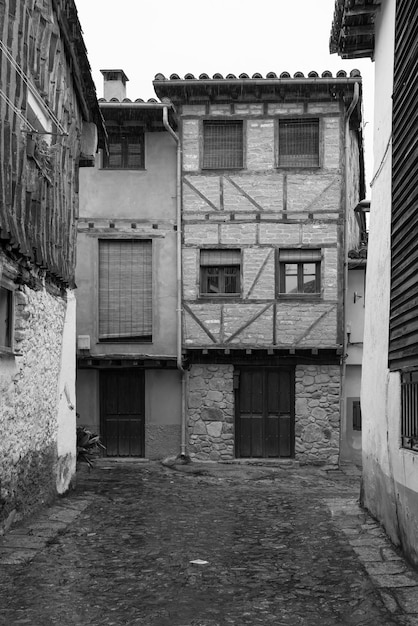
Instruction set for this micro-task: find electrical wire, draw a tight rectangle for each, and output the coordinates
[0,38,67,135]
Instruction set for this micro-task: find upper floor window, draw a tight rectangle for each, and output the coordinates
[278,118,319,168]
[200,249,241,296]
[99,239,152,342]
[0,285,13,350]
[202,121,243,170]
[277,249,321,297]
[103,127,145,169]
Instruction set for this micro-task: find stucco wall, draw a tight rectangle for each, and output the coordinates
[361,0,418,567]
[0,285,74,527]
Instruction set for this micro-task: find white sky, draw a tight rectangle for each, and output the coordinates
[75,0,375,193]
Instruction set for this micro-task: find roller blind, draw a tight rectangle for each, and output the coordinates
[99,239,152,340]
[200,249,241,266]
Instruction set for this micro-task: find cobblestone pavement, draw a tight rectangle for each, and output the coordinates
[1,461,418,626]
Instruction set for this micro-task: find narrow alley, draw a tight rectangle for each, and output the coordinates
[0,462,417,625]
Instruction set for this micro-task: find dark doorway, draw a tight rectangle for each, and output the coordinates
[235,367,294,458]
[100,369,145,457]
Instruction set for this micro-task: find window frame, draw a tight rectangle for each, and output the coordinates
[98,238,153,343]
[276,249,322,299]
[401,370,418,452]
[277,117,321,169]
[103,125,145,170]
[202,119,244,171]
[199,249,241,298]
[0,280,14,354]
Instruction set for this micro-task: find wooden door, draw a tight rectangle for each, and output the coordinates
[100,369,145,457]
[236,367,294,458]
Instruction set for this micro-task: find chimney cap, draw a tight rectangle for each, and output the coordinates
[100,69,129,84]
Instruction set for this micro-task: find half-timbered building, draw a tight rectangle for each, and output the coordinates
[331,0,418,566]
[154,71,365,466]
[0,0,104,528]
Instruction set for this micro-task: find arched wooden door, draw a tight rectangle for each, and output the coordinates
[235,367,295,458]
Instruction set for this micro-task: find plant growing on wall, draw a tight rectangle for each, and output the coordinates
[76,426,105,468]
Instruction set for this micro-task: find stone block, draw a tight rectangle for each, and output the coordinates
[201,407,223,422]
[207,422,223,438]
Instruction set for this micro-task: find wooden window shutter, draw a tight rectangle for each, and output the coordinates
[279,119,319,167]
[99,240,152,340]
[203,121,243,169]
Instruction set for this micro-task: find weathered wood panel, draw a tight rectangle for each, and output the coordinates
[389,1,418,370]
[0,0,100,287]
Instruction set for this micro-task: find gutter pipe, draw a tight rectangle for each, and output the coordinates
[340,81,360,464]
[162,105,188,459]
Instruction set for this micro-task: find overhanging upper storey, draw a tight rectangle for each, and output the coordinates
[153,71,363,118]
[330,0,381,59]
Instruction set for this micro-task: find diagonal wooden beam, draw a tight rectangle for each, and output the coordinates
[225,303,273,344]
[183,303,218,344]
[244,249,273,299]
[224,176,265,211]
[293,305,336,346]
[184,177,219,211]
[302,177,337,214]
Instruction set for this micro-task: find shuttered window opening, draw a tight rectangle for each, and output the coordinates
[104,127,145,169]
[200,249,241,296]
[278,119,320,167]
[390,1,418,370]
[203,121,243,169]
[99,240,152,341]
[0,286,13,348]
[401,371,418,451]
[278,249,321,296]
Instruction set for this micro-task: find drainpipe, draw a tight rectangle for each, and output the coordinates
[162,105,188,459]
[340,81,360,465]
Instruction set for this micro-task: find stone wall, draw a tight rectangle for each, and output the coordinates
[294,364,340,467]
[0,284,67,526]
[187,364,235,460]
[186,363,340,467]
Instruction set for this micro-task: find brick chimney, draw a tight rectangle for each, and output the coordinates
[100,69,129,101]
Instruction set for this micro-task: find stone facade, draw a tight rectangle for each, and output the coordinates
[294,364,340,467]
[187,365,235,460]
[0,285,68,526]
[187,363,340,467]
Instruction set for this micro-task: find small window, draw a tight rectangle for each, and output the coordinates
[103,127,145,169]
[99,239,152,342]
[353,400,362,431]
[0,285,13,349]
[401,371,418,451]
[200,249,241,296]
[203,121,243,170]
[278,249,321,297]
[278,118,319,167]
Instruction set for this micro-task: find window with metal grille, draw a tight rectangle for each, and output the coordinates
[0,285,13,349]
[401,370,418,451]
[278,118,320,167]
[103,127,145,169]
[202,121,243,169]
[353,400,362,431]
[278,249,321,297]
[200,249,241,296]
[99,239,152,341]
